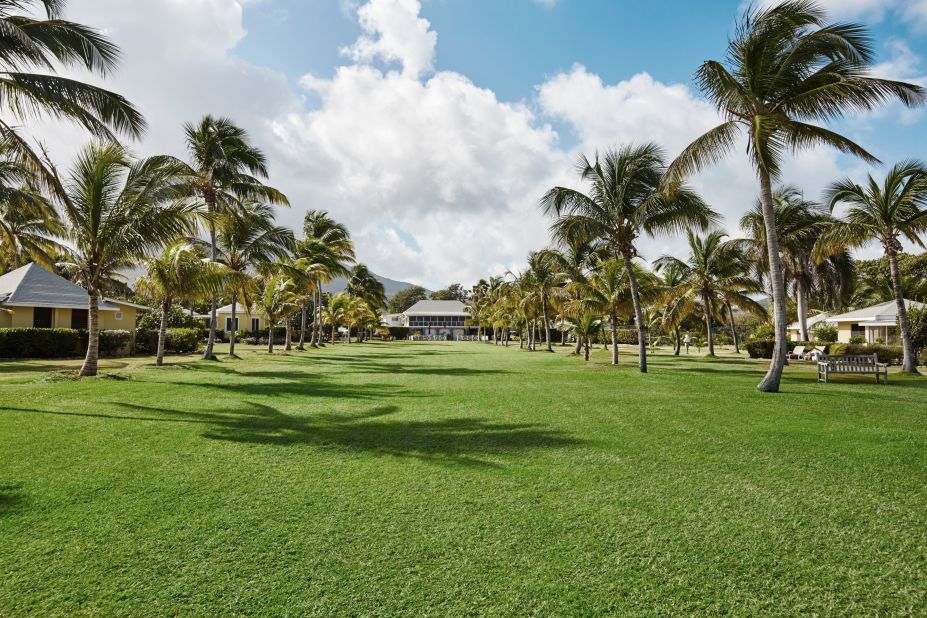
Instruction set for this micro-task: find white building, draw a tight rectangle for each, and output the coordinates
[382,300,473,339]
[790,299,925,343]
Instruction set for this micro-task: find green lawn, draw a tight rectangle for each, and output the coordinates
[1,342,925,615]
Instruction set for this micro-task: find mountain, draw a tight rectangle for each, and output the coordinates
[323,272,426,297]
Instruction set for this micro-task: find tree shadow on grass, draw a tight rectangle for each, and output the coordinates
[0,483,24,517]
[115,401,584,468]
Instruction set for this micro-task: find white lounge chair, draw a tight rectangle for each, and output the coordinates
[787,345,806,360]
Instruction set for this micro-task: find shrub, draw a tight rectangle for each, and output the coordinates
[745,339,775,359]
[828,343,904,365]
[134,327,202,355]
[136,305,203,331]
[98,330,133,356]
[387,326,409,340]
[812,322,839,343]
[750,323,775,341]
[849,335,866,345]
[0,328,81,358]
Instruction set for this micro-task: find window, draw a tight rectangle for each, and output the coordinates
[115,311,123,321]
[33,307,53,328]
[251,317,260,332]
[226,317,240,332]
[70,309,88,330]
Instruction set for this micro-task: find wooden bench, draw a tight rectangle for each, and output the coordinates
[817,354,888,384]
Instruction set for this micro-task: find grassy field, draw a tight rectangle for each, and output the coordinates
[1,342,925,616]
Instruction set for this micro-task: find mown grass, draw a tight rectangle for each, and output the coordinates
[1,342,925,616]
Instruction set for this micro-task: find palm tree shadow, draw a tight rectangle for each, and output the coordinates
[116,401,585,468]
[0,483,25,517]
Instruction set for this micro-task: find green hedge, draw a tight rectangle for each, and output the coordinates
[0,328,133,359]
[744,339,775,359]
[828,343,905,365]
[135,328,202,355]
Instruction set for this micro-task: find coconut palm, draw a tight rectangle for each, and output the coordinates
[653,260,696,355]
[655,231,766,357]
[136,243,232,366]
[570,313,603,361]
[208,201,294,356]
[178,116,289,359]
[739,186,850,341]
[254,274,297,354]
[541,143,716,373]
[325,292,357,344]
[299,210,355,347]
[526,250,560,352]
[817,161,927,373]
[0,1,145,193]
[53,142,193,376]
[347,263,387,340]
[666,1,924,390]
[576,257,659,365]
[0,152,66,270]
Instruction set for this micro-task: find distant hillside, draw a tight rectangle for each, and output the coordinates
[324,272,426,297]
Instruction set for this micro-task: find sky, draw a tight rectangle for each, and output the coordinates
[34,0,927,289]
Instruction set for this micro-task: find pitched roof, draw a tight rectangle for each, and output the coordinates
[0,263,120,310]
[787,312,831,331]
[403,300,470,315]
[825,299,925,323]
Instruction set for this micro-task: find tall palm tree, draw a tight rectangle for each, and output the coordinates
[0,1,145,192]
[739,186,850,341]
[52,142,193,376]
[577,257,659,365]
[179,116,289,359]
[817,161,927,373]
[299,210,355,347]
[541,143,716,373]
[136,242,232,366]
[347,263,387,340]
[526,250,559,352]
[655,231,766,357]
[666,1,924,390]
[209,201,294,356]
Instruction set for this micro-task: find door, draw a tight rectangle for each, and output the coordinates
[71,309,88,330]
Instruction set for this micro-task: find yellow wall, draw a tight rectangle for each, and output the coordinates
[216,310,263,331]
[8,307,33,328]
[836,323,853,343]
[0,311,11,328]
[100,306,137,331]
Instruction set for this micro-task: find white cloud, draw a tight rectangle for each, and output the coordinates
[27,0,914,288]
[342,0,437,79]
[751,0,927,29]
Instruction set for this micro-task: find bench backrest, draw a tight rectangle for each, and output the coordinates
[824,354,879,366]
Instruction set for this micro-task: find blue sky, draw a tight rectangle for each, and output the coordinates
[56,0,927,287]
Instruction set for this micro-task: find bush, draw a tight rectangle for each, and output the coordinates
[812,322,839,343]
[828,343,905,365]
[0,328,81,358]
[387,326,409,340]
[98,330,133,356]
[134,327,202,355]
[849,335,866,345]
[136,305,203,331]
[750,323,775,340]
[745,339,775,359]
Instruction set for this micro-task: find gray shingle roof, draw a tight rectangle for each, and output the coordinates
[403,300,470,315]
[0,263,124,311]
[825,299,924,323]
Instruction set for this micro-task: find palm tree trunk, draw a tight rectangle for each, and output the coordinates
[725,300,739,354]
[79,293,100,377]
[756,170,788,392]
[267,320,275,354]
[298,302,307,350]
[888,249,917,373]
[584,341,590,361]
[797,277,809,341]
[202,198,218,360]
[284,316,292,351]
[674,326,681,356]
[620,248,648,373]
[610,310,618,365]
[156,298,169,366]
[704,294,715,356]
[229,291,238,357]
[542,295,552,352]
[574,335,582,355]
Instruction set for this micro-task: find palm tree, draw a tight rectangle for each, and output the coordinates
[52,142,193,376]
[577,257,659,365]
[818,161,927,373]
[0,148,66,270]
[347,263,387,340]
[325,292,356,343]
[179,116,289,359]
[655,231,766,357]
[666,1,924,390]
[209,201,294,356]
[136,243,232,366]
[739,186,850,341]
[570,313,603,361]
[526,250,559,352]
[254,274,296,354]
[541,143,716,373]
[0,1,145,192]
[298,210,355,347]
[852,271,927,306]
[654,260,695,355]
